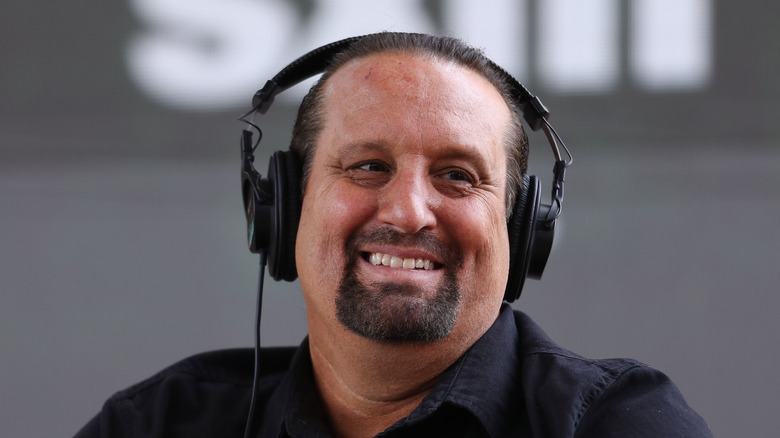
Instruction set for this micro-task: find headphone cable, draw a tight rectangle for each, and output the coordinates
[243,250,267,438]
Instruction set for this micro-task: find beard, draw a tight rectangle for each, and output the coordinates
[335,228,463,343]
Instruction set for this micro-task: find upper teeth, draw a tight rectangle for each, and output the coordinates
[369,253,434,270]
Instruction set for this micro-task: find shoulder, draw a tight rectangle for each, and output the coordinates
[75,347,297,438]
[512,311,712,437]
[111,347,296,410]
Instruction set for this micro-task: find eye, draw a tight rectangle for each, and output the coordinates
[347,160,392,188]
[357,161,389,172]
[443,169,474,183]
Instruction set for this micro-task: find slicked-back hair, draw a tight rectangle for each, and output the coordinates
[289,32,529,219]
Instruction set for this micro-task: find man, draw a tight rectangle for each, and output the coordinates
[76,33,711,437]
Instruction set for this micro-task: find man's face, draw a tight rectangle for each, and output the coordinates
[295,53,512,346]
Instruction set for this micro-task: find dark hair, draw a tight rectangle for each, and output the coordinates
[289,32,528,218]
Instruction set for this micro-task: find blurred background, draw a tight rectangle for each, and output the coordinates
[2,0,778,436]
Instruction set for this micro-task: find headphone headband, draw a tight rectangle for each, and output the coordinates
[252,33,552,130]
[252,36,365,113]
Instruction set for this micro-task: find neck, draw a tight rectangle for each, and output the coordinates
[307,322,472,438]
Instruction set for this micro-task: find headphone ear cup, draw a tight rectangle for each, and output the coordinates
[504,174,541,303]
[266,150,302,282]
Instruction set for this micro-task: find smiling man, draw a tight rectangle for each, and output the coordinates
[76,33,712,438]
[294,49,514,437]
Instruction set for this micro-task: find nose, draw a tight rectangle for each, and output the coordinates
[376,170,437,234]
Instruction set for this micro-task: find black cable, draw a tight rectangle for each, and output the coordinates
[238,110,263,152]
[542,118,573,168]
[242,251,267,438]
[539,119,573,224]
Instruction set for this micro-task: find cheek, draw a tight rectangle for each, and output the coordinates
[449,201,510,290]
[295,194,341,316]
[295,182,376,282]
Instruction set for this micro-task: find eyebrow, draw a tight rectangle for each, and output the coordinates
[337,141,388,163]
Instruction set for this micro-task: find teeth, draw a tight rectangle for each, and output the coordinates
[369,253,435,270]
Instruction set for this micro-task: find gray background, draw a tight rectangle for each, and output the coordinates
[2,1,778,437]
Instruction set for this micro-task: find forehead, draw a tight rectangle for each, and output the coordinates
[319,52,512,159]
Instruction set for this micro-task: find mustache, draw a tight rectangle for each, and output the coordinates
[345,227,463,269]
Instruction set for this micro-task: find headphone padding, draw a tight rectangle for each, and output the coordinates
[267,150,302,281]
[281,150,303,280]
[504,174,540,302]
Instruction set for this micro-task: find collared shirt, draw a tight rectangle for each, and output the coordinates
[76,305,712,437]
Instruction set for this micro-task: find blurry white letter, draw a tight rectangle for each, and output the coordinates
[126,0,297,109]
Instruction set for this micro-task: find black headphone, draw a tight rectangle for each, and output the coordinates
[239,34,571,303]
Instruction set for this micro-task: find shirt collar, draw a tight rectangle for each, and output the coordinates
[396,303,524,437]
[261,304,523,438]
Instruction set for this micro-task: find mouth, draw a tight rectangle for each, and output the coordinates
[362,252,442,271]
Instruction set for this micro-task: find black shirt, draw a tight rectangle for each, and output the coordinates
[75,305,712,437]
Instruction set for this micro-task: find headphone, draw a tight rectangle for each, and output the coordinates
[239,33,571,303]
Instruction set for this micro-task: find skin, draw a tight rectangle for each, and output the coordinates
[294,52,513,438]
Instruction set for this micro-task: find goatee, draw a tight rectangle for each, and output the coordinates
[335,228,463,343]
